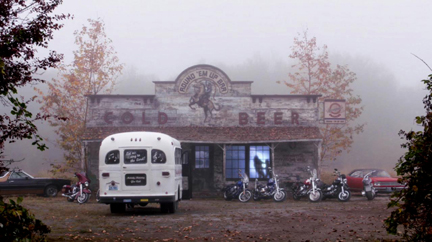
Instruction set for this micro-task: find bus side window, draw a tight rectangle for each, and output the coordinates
[151,149,166,164]
[175,148,181,165]
[106,150,120,164]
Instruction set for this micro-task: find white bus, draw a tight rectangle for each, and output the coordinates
[98,132,183,213]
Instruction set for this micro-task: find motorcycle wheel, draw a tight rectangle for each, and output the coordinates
[365,191,376,200]
[273,190,287,202]
[308,190,322,202]
[238,190,252,203]
[223,190,233,201]
[337,190,351,202]
[96,189,100,202]
[77,192,90,204]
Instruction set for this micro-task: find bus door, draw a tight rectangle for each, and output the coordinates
[121,148,151,192]
[182,151,192,199]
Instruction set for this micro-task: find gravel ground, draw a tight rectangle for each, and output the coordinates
[15,193,401,241]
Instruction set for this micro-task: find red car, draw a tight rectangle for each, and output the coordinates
[346,169,405,193]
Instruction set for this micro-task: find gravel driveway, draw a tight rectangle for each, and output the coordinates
[17,193,401,241]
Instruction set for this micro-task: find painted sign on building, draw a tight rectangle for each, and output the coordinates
[323,99,346,124]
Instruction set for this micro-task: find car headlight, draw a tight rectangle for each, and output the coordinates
[374,182,380,186]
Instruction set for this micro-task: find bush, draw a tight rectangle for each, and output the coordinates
[385,74,432,241]
[0,196,50,241]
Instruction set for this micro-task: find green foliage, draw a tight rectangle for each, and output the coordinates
[0,0,70,156]
[385,74,432,241]
[0,197,50,241]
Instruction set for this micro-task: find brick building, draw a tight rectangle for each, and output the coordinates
[82,64,322,198]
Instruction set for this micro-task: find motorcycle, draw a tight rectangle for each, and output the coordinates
[223,169,252,203]
[320,168,351,202]
[361,170,377,200]
[62,172,92,204]
[292,166,323,202]
[252,167,287,202]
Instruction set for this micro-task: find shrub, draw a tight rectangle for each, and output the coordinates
[0,197,50,241]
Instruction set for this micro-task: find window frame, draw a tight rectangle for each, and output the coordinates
[194,145,210,169]
[225,144,272,181]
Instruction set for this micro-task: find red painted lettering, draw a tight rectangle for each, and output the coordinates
[274,112,283,125]
[142,112,150,124]
[291,112,299,125]
[104,112,113,124]
[257,112,265,125]
[121,112,134,124]
[158,112,168,124]
[239,112,248,125]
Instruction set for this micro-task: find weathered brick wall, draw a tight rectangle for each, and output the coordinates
[273,142,320,189]
[86,81,319,128]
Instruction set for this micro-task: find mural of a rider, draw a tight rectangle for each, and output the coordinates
[189,80,220,122]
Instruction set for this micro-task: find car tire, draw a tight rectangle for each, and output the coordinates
[44,185,58,197]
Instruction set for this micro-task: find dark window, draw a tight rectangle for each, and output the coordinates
[249,146,271,179]
[105,150,120,164]
[175,148,182,165]
[226,146,246,179]
[151,149,166,164]
[195,146,210,168]
[10,172,30,179]
[124,150,147,164]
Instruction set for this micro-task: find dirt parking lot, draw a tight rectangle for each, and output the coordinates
[15,193,401,241]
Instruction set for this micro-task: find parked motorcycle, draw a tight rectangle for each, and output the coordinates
[62,172,92,204]
[223,170,252,203]
[320,168,351,202]
[361,170,376,200]
[252,167,286,202]
[292,166,323,202]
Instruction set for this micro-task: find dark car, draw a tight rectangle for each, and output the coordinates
[0,168,71,197]
[346,169,405,193]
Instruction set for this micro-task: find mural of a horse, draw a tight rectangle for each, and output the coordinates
[189,81,220,122]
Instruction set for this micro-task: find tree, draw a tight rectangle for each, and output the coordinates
[385,74,432,241]
[279,30,364,169]
[0,0,69,170]
[37,18,123,173]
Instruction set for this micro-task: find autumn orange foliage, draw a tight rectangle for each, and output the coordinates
[36,18,123,173]
[281,30,364,170]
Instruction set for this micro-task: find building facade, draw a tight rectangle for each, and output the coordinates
[82,64,322,198]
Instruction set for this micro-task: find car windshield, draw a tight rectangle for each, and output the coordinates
[349,169,391,178]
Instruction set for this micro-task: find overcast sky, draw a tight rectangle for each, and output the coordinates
[47,0,432,86]
[4,0,432,174]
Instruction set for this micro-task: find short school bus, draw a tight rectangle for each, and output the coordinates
[98,132,183,213]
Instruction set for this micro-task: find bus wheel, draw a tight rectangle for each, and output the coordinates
[110,203,125,213]
[168,201,178,214]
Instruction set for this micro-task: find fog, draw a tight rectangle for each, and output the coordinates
[2,1,431,175]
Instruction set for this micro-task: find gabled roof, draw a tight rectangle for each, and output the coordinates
[82,126,322,143]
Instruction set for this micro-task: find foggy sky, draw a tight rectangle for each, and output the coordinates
[3,0,432,175]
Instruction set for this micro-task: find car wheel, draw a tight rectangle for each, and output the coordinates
[44,185,58,197]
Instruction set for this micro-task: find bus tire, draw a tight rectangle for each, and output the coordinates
[110,203,125,213]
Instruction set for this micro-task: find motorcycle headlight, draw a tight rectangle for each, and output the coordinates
[85,181,89,186]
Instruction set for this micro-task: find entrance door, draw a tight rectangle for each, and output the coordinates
[181,151,192,199]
